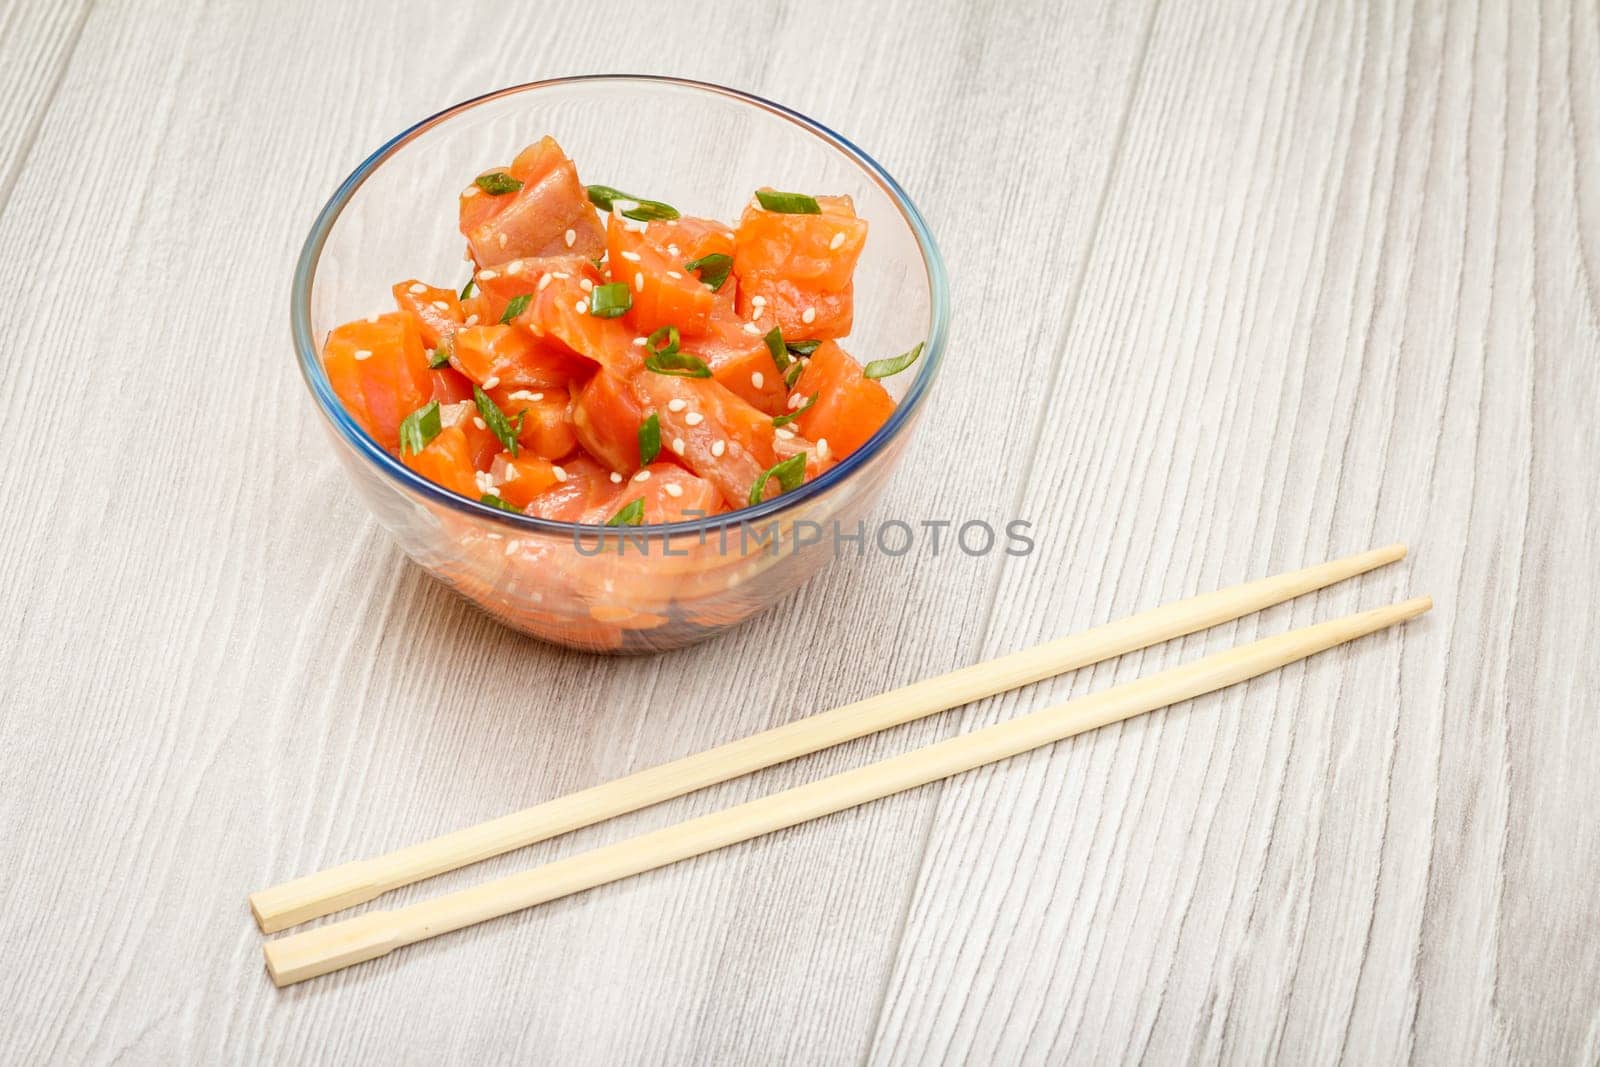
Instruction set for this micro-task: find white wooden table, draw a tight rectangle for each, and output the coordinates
[4,0,1597,1061]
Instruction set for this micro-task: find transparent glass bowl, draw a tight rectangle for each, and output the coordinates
[293,77,949,652]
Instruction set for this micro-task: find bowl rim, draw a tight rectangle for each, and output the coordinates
[292,74,949,537]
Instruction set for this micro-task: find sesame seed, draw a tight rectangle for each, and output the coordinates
[564,228,576,247]
[498,233,508,249]
[408,282,428,294]
[775,427,796,440]
[664,483,684,498]
[788,393,806,409]
[502,465,519,482]
[506,260,524,276]
[666,270,683,280]
[353,348,372,361]
[668,398,688,413]
[817,438,830,460]
[475,471,495,493]
[711,439,726,457]
[667,244,680,256]
[575,300,588,314]
[829,231,846,250]
[633,469,651,482]
[552,271,570,279]
[552,465,568,482]
[751,371,765,389]
[366,314,379,324]
[465,314,479,326]
[742,323,761,335]
[473,417,487,430]
[684,412,704,427]
[509,389,538,400]
[463,186,481,198]
[579,278,594,292]
[505,540,520,555]
[671,437,686,455]
[537,273,553,291]
[529,392,544,402]
[724,231,735,240]
[620,250,642,262]
[634,272,645,292]
[632,336,648,346]
[802,306,816,324]
[625,220,648,233]
[432,300,450,311]
[480,269,499,281]
[609,471,623,484]
[481,376,500,390]
[751,295,767,307]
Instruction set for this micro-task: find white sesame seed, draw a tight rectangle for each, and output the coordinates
[625,220,648,233]
[408,282,428,294]
[366,314,379,324]
[666,270,683,280]
[724,231,735,240]
[552,271,570,279]
[479,269,499,281]
[529,392,545,402]
[552,465,568,482]
[668,398,688,413]
[751,371,765,389]
[475,471,495,493]
[537,274,555,293]
[504,540,520,555]
[789,393,807,409]
[829,231,846,250]
[502,464,519,482]
[633,469,651,482]
[432,300,450,311]
[609,471,623,484]
[575,300,588,314]
[463,186,481,198]
[579,278,594,292]
[671,437,686,455]
[711,439,726,457]
[742,323,761,335]
[634,272,645,292]
[465,314,479,326]
[664,483,684,498]
[684,411,704,427]
[498,233,508,249]
[817,438,830,460]
[632,336,648,346]
[481,375,500,390]
[353,348,372,360]
[751,295,767,307]
[620,250,642,262]
[509,389,537,400]
[473,416,487,430]
[775,427,797,440]
[506,260,524,276]
[667,244,680,256]
[564,228,576,247]
[802,306,816,324]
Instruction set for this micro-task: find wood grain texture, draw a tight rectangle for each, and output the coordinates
[0,0,1594,1062]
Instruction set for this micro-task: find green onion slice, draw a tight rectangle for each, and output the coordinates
[762,325,791,373]
[605,498,645,526]
[499,293,531,324]
[590,283,632,318]
[772,393,818,428]
[863,341,925,380]
[784,360,806,389]
[398,401,441,456]
[785,339,820,357]
[645,349,712,378]
[473,385,522,457]
[459,277,477,300]
[427,339,452,369]
[648,324,680,356]
[683,252,733,292]
[475,172,523,196]
[638,412,661,466]
[747,453,808,506]
[585,184,680,222]
[756,190,821,214]
[480,493,522,512]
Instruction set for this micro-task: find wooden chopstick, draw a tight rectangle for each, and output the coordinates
[250,543,1407,933]
[263,595,1429,986]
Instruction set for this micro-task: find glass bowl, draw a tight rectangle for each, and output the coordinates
[292,76,949,653]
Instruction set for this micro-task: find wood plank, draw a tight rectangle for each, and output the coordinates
[0,0,1156,1061]
[0,0,92,214]
[869,0,1600,1063]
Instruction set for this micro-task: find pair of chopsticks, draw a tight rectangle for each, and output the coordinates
[254,544,1426,986]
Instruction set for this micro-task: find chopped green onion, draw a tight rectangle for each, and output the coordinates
[683,252,733,292]
[585,184,680,222]
[605,498,645,526]
[480,493,522,513]
[475,171,523,196]
[756,190,821,214]
[772,393,817,428]
[645,349,712,378]
[762,326,791,373]
[398,401,441,456]
[499,293,531,324]
[590,282,632,318]
[427,339,452,369]
[747,453,808,506]
[459,277,477,300]
[784,360,806,389]
[473,385,522,457]
[786,339,820,357]
[863,341,925,380]
[638,412,661,466]
[648,324,680,356]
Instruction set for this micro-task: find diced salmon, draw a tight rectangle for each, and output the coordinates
[621,462,724,524]
[322,311,433,451]
[461,137,606,268]
[791,340,894,460]
[570,371,645,474]
[605,214,716,337]
[430,365,476,404]
[449,324,589,390]
[473,254,590,323]
[391,280,464,349]
[440,400,503,470]
[695,309,788,415]
[515,262,643,377]
[524,456,622,523]
[401,424,479,498]
[485,384,576,460]
[490,452,561,509]
[733,192,866,340]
